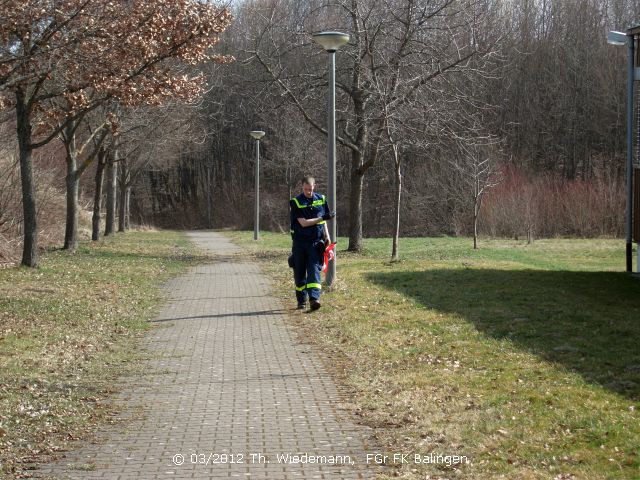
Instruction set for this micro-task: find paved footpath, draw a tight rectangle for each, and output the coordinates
[35,231,381,480]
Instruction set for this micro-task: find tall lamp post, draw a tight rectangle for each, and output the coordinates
[250,130,265,241]
[607,30,635,272]
[312,30,350,287]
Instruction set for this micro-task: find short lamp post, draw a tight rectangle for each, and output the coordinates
[312,30,350,287]
[607,30,635,272]
[250,130,265,241]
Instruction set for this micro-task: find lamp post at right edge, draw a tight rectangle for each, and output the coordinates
[313,30,350,287]
[607,29,636,272]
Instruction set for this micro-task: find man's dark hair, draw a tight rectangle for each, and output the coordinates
[302,176,315,185]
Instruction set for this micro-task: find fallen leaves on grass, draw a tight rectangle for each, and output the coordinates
[0,231,205,477]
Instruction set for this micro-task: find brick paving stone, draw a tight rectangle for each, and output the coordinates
[34,232,383,480]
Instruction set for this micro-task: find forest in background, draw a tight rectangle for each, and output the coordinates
[1,0,638,264]
[131,0,633,241]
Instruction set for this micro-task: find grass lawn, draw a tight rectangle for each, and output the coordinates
[229,232,640,480]
[0,231,207,478]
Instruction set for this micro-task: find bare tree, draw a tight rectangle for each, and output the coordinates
[242,0,493,251]
[449,132,502,249]
[58,106,112,249]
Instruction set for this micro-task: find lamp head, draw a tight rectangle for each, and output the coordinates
[250,130,265,140]
[312,31,350,52]
[607,30,628,46]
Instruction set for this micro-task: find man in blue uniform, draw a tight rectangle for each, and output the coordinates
[290,176,335,311]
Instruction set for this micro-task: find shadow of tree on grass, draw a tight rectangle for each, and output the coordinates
[368,268,640,400]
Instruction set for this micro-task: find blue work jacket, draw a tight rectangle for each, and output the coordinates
[290,192,328,242]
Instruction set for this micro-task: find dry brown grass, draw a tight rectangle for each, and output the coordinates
[0,231,206,478]
[229,231,640,480]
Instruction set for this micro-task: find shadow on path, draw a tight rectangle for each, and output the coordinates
[368,268,640,400]
[152,309,288,323]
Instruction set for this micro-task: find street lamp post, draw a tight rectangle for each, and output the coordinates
[607,30,635,272]
[250,130,265,240]
[313,30,350,287]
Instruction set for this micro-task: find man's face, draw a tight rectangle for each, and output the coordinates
[302,181,315,198]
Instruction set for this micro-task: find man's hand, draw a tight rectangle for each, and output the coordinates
[322,210,336,221]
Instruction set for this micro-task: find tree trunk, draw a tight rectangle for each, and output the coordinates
[64,169,79,250]
[391,153,402,262]
[105,148,117,236]
[473,194,479,250]
[206,164,212,228]
[63,126,79,250]
[118,159,128,232]
[92,148,106,241]
[125,186,131,230]
[348,150,364,252]
[15,89,38,267]
[118,187,126,232]
[473,209,478,249]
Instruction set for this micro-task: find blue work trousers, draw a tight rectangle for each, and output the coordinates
[292,239,323,304]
